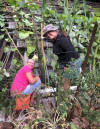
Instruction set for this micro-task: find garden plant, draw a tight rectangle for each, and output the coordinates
[0,0,100,128]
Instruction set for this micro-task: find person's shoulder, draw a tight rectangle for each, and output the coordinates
[21,65,31,70]
[24,65,30,68]
[61,35,71,42]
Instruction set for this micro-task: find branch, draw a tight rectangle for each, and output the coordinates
[82,22,98,76]
[5,28,24,61]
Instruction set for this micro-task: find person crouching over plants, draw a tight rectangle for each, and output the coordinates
[43,24,82,90]
[10,59,41,110]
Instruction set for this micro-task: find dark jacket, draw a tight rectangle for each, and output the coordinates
[52,32,79,66]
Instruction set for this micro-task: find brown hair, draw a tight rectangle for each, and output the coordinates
[60,31,67,37]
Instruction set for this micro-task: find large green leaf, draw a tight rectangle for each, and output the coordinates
[19,30,33,39]
[22,19,33,26]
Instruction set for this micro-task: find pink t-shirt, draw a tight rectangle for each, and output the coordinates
[10,65,32,94]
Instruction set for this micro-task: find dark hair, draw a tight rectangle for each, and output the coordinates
[44,30,56,37]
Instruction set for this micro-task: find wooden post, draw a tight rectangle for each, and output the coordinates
[81,22,98,76]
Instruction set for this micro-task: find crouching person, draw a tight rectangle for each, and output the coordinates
[10,59,41,110]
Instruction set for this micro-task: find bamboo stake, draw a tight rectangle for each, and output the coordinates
[41,23,47,84]
[5,28,24,61]
[31,15,45,83]
[81,22,98,76]
[75,22,98,98]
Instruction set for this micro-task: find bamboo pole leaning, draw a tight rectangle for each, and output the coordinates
[41,23,47,84]
[5,28,24,61]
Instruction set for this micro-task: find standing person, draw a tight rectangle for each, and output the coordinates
[10,59,41,105]
[43,24,82,90]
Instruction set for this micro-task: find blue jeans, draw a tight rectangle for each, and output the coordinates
[21,79,41,95]
[70,57,82,73]
[63,57,82,79]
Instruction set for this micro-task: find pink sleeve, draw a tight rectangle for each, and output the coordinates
[24,66,31,73]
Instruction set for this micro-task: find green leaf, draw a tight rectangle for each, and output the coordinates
[27,40,36,56]
[69,31,75,38]
[97,17,100,24]
[19,11,25,16]
[34,16,43,22]
[16,0,20,2]
[11,48,17,52]
[71,123,77,129]
[93,42,97,47]
[19,30,33,39]
[0,22,5,27]
[78,43,85,49]
[12,59,17,65]
[24,14,30,18]
[5,38,10,42]
[92,16,97,22]
[5,0,16,5]
[0,34,4,39]
[22,19,33,26]
[72,38,77,47]
[97,55,100,60]
[80,53,85,61]
[2,88,7,92]
[4,46,10,53]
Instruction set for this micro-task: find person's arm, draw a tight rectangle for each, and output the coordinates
[26,72,39,84]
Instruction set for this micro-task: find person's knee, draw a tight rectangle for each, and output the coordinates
[37,79,41,85]
[35,79,41,89]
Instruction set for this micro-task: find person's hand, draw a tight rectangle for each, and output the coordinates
[35,76,40,81]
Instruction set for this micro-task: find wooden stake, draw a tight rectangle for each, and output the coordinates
[41,23,47,84]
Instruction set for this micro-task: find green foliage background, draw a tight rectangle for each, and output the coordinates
[0,0,100,128]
